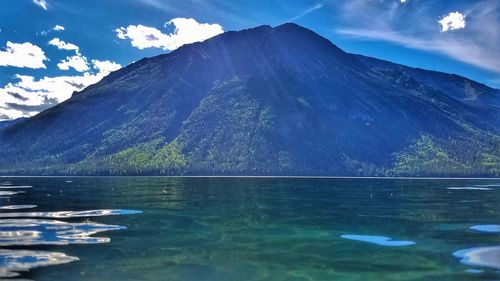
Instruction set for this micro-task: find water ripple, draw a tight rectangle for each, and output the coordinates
[453,246,500,270]
[0,249,78,278]
[473,184,500,187]
[0,191,26,196]
[340,234,416,247]
[0,180,142,280]
[0,209,142,219]
[0,208,141,278]
[0,218,127,246]
[446,187,494,191]
[0,205,37,210]
[470,225,500,233]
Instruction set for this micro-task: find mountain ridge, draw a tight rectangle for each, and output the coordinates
[0,23,498,176]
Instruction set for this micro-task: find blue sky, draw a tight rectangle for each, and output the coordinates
[0,0,499,120]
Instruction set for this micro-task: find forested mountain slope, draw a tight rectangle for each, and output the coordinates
[0,23,498,176]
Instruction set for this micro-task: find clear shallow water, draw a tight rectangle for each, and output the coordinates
[0,177,499,280]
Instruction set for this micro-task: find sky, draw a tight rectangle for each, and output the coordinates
[0,0,499,121]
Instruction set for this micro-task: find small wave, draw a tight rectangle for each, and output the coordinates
[465,269,484,273]
[0,186,33,189]
[340,234,416,247]
[0,218,127,246]
[453,246,500,270]
[0,249,78,278]
[0,191,26,196]
[470,225,500,233]
[0,181,141,279]
[473,184,500,187]
[0,205,37,210]
[0,209,142,219]
[446,187,494,191]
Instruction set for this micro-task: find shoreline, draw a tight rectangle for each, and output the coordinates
[0,175,499,180]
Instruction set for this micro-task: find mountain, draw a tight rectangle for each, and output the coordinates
[0,118,26,130]
[0,23,498,176]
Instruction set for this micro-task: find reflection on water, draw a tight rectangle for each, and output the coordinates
[446,186,494,191]
[0,177,499,281]
[0,249,79,278]
[465,268,484,273]
[0,205,37,210]
[453,246,500,270]
[0,191,26,196]
[0,209,142,219]
[340,234,416,246]
[0,181,141,279]
[470,225,500,233]
[0,219,127,246]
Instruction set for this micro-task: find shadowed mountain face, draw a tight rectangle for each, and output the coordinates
[0,23,499,176]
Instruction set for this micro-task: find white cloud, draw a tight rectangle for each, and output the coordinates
[48,38,88,72]
[48,38,91,72]
[53,25,65,31]
[39,26,64,36]
[33,0,47,10]
[48,38,79,52]
[91,59,121,73]
[1,32,122,121]
[115,25,166,49]
[57,54,89,72]
[115,18,224,51]
[289,3,324,21]
[439,12,466,32]
[339,28,500,73]
[0,60,121,121]
[0,41,47,69]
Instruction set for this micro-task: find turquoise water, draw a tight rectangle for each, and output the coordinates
[0,177,500,280]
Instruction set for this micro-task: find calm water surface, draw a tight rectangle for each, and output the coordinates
[0,177,499,280]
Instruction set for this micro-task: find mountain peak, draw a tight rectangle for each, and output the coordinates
[274,22,308,31]
[214,23,329,46]
[226,23,306,35]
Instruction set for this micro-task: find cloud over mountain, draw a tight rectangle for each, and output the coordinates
[0,17,224,121]
[57,54,89,72]
[115,18,224,51]
[0,60,121,120]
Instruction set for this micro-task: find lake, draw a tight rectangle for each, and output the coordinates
[0,177,499,280]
